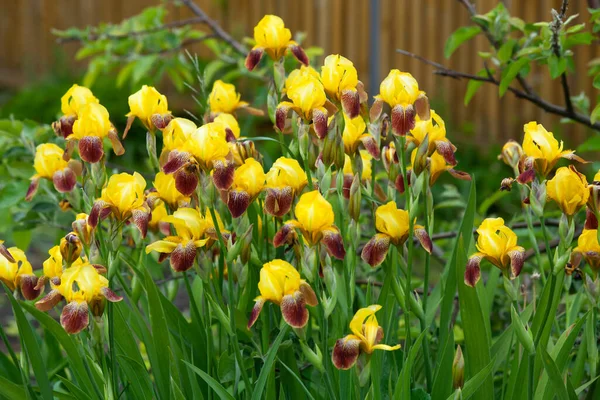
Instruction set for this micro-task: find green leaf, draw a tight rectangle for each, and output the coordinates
[499,57,530,96]
[3,285,53,400]
[591,103,600,125]
[564,32,593,48]
[548,55,567,79]
[132,55,159,85]
[444,26,481,58]
[0,181,29,208]
[445,357,495,400]
[539,348,570,400]
[251,325,290,400]
[56,376,93,400]
[118,355,155,400]
[393,331,426,400]
[464,69,489,106]
[184,361,234,400]
[511,305,535,355]
[0,375,27,400]
[497,39,517,63]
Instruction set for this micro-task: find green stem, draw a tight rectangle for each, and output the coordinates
[420,175,433,390]
[539,216,554,269]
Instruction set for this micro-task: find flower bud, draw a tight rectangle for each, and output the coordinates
[499,140,523,169]
[500,178,514,191]
[60,232,82,265]
[452,346,465,389]
[530,179,546,218]
[349,174,362,222]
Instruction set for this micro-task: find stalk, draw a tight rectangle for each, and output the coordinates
[420,175,433,390]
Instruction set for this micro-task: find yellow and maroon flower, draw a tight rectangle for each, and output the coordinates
[0,247,41,300]
[53,84,99,139]
[245,15,309,70]
[225,158,265,218]
[26,143,81,201]
[375,70,430,136]
[208,80,249,115]
[273,190,346,259]
[125,85,171,137]
[332,305,400,370]
[145,207,210,272]
[72,213,93,246]
[465,218,525,287]
[361,201,431,267]
[247,259,317,329]
[546,166,589,217]
[264,157,308,217]
[321,54,361,118]
[276,66,329,138]
[408,110,456,166]
[571,229,600,274]
[89,172,151,238]
[36,261,121,334]
[68,103,124,163]
[409,149,470,187]
[342,115,380,159]
[147,171,191,210]
[162,122,234,195]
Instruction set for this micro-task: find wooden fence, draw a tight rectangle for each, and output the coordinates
[0,0,597,146]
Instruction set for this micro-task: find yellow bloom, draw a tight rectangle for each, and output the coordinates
[522,121,584,176]
[343,151,373,181]
[321,54,358,100]
[465,218,525,287]
[264,157,308,217]
[361,201,431,267]
[0,247,40,300]
[27,144,78,201]
[276,71,329,138]
[38,262,122,334]
[208,80,249,115]
[214,113,241,141]
[408,111,455,166]
[126,85,170,132]
[573,229,600,271]
[341,115,379,158]
[245,15,308,70]
[227,158,266,217]
[70,103,123,163]
[499,140,523,169]
[187,123,231,166]
[89,172,150,237]
[148,201,169,234]
[546,166,589,216]
[151,171,190,208]
[332,305,400,370]
[162,118,197,153]
[41,245,87,287]
[273,190,346,259]
[61,84,99,117]
[408,149,470,187]
[72,213,93,245]
[146,207,210,272]
[376,69,429,136]
[248,259,317,329]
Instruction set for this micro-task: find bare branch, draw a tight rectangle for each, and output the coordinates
[396,49,600,131]
[180,0,247,56]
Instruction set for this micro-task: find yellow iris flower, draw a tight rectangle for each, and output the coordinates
[465,218,525,287]
[26,143,79,201]
[264,157,308,217]
[546,166,589,217]
[226,158,266,217]
[126,85,171,135]
[247,259,317,329]
[208,80,249,115]
[332,305,400,370]
[53,84,99,139]
[0,247,41,300]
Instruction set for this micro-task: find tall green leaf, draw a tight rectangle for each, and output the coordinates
[444,26,481,58]
[251,325,290,400]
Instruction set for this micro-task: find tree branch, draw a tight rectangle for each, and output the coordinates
[551,0,574,114]
[180,0,247,56]
[396,48,600,131]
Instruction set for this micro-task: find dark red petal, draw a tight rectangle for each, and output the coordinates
[585,208,598,230]
[414,94,430,120]
[448,169,472,181]
[101,287,123,302]
[370,99,384,122]
[517,168,535,184]
[88,200,110,228]
[342,174,353,199]
[391,105,416,136]
[131,209,151,238]
[435,141,457,166]
[247,298,265,329]
[174,164,199,196]
[212,160,235,191]
[360,135,381,160]
[152,114,173,131]
[227,190,251,218]
[313,108,328,139]
[53,115,76,139]
[321,229,346,260]
[35,289,63,312]
[60,301,90,334]
[264,187,294,217]
[78,136,104,163]
[158,252,169,263]
[273,223,296,248]
[280,292,309,328]
[19,275,42,300]
[361,235,391,267]
[299,282,318,307]
[290,44,309,66]
[52,168,77,193]
[170,241,197,272]
[464,256,482,287]
[225,128,236,143]
[395,174,405,194]
[25,178,40,202]
[275,104,291,133]
[245,48,265,71]
[341,89,360,119]
[332,337,361,370]
[414,227,432,254]
[508,249,525,279]
[162,151,191,174]
[92,264,108,274]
